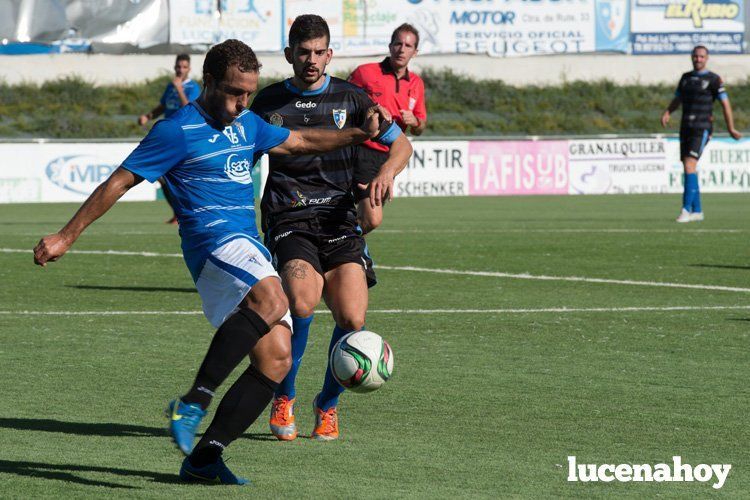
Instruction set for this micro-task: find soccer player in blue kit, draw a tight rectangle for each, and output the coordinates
[661,45,742,222]
[33,39,389,485]
[139,54,202,224]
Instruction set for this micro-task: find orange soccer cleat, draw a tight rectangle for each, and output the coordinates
[269,396,297,441]
[311,394,339,441]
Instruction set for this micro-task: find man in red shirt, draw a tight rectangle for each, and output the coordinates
[349,23,427,233]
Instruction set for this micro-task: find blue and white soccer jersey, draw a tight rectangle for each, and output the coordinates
[161,79,201,118]
[122,102,291,328]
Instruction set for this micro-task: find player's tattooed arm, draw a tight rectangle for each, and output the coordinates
[33,167,142,267]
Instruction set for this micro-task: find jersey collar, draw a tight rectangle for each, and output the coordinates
[284,74,331,96]
[190,100,226,129]
[380,57,410,81]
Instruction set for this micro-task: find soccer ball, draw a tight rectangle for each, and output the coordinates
[330,330,394,393]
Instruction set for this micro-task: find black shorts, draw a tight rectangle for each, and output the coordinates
[680,128,711,160]
[266,219,376,288]
[353,145,389,201]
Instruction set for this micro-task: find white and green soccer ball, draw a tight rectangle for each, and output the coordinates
[330,330,394,393]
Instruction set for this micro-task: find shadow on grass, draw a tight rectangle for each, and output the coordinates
[0,417,278,442]
[690,263,750,271]
[727,318,750,322]
[0,418,165,437]
[69,285,196,293]
[0,459,179,488]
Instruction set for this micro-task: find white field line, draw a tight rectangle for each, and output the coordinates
[376,265,750,293]
[5,247,750,293]
[6,228,745,236]
[3,247,182,258]
[2,305,750,316]
[375,228,744,234]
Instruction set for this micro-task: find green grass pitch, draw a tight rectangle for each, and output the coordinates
[0,194,748,498]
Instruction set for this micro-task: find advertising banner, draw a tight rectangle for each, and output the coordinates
[403,0,597,57]
[285,0,608,57]
[285,0,405,56]
[665,137,750,192]
[568,138,670,194]
[595,0,630,52]
[468,141,569,195]
[0,143,157,203]
[631,0,745,54]
[395,141,469,197]
[169,0,282,50]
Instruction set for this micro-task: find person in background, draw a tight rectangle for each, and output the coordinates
[138,54,202,224]
[348,23,427,233]
[661,45,741,223]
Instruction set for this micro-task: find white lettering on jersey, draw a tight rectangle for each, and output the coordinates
[208,134,220,143]
[223,126,239,144]
[224,153,252,184]
[295,101,317,109]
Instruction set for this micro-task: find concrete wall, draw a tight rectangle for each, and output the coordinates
[2,53,750,86]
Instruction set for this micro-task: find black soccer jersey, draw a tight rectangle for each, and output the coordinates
[250,75,377,232]
[675,71,726,131]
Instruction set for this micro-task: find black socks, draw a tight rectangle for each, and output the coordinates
[188,364,279,467]
[182,308,270,409]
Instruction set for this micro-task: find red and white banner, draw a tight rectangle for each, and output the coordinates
[468,141,569,195]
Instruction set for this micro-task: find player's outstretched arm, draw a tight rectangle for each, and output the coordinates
[138,104,165,126]
[33,167,141,267]
[361,134,413,208]
[720,99,742,140]
[661,97,681,128]
[269,105,391,155]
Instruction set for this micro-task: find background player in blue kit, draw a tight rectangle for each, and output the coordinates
[661,45,742,223]
[251,15,412,442]
[139,54,202,224]
[33,39,388,485]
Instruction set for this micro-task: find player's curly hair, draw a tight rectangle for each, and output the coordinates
[391,23,420,49]
[288,14,330,48]
[203,39,262,83]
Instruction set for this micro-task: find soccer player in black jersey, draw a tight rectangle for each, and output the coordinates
[250,15,412,441]
[661,45,742,223]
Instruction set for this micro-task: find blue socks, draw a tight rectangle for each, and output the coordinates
[275,319,362,410]
[275,314,314,399]
[317,324,354,411]
[683,173,701,212]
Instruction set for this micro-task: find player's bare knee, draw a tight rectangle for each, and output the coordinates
[265,292,290,325]
[288,296,316,318]
[336,315,365,332]
[248,286,289,326]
